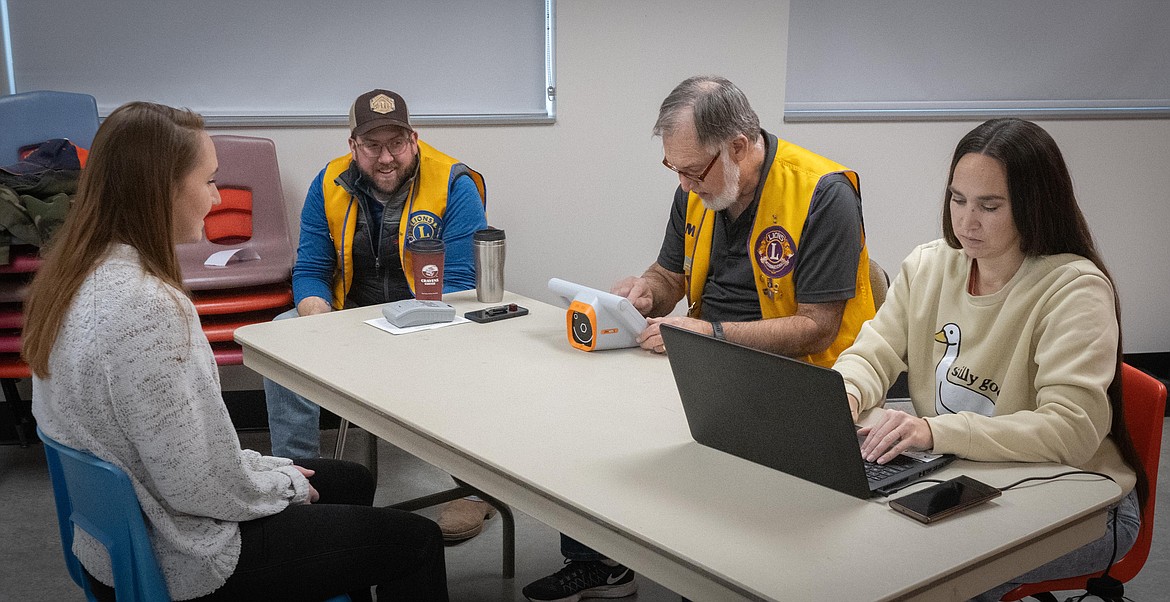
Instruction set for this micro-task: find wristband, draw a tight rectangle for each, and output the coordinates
[711,321,726,340]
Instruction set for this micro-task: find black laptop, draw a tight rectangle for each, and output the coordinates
[660,325,954,499]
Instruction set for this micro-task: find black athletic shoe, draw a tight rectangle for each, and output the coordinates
[522,559,638,602]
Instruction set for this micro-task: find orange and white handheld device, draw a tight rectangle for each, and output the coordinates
[548,278,648,351]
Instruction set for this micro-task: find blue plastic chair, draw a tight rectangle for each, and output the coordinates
[0,90,100,165]
[38,427,351,602]
[38,426,169,601]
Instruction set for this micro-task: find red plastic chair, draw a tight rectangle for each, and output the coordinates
[0,355,31,445]
[1001,364,1166,600]
[0,304,23,329]
[0,247,44,303]
[192,291,290,366]
[203,187,254,245]
[191,283,292,316]
[0,332,21,353]
[211,343,245,366]
[0,246,44,274]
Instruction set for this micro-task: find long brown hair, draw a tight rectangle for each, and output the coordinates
[942,118,1146,504]
[22,102,205,378]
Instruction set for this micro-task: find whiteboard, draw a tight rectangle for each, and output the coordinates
[785,0,1170,121]
[4,0,555,126]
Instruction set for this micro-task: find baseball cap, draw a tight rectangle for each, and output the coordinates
[349,89,412,137]
[1,138,84,176]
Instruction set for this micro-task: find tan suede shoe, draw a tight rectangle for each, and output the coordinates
[437,498,497,542]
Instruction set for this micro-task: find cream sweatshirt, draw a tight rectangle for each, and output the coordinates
[834,240,1135,493]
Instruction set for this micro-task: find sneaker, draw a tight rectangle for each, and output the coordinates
[522,559,638,602]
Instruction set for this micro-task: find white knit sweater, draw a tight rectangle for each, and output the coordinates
[32,244,311,600]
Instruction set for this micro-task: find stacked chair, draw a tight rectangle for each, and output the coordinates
[177,135,295,366]
[0,92,294,444]
[0,90,100,446]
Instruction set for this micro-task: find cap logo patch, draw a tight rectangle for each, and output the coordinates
[369,94,396,114]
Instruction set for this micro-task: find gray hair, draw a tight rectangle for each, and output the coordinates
[653,75,761,150]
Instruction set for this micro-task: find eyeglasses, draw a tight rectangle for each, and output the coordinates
[355,136,412,159]
[662,150,721,183]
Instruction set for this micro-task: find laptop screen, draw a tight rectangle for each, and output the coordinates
[660,324,951,498]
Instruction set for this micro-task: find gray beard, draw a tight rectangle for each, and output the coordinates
[699,154,741,212]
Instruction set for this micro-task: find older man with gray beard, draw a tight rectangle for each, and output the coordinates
[521,74,875,602]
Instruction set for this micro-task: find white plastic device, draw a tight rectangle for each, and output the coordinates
[382,299,456,328]
[547,278,648,351]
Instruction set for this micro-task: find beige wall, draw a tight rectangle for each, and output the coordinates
[216,0,1170,375]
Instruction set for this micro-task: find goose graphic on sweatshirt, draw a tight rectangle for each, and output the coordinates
[934,323,996,416]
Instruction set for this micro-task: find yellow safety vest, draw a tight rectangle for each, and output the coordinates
[683,138,874,367]
[322,140,486,308]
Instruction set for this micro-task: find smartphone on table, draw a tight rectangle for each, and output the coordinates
[889,475,1002,524]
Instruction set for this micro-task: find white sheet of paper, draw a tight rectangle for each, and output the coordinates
[204,248,261,267]
[364,315,470,335]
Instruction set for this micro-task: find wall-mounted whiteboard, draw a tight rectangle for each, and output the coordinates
[4,0,555,126]
[785,0,1170,122]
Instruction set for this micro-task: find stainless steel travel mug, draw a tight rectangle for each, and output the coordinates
[473,228,506,303]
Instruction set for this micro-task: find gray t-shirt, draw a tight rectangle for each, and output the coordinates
[655,133,863,323]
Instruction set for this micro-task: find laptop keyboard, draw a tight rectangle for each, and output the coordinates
[864,455,919,483]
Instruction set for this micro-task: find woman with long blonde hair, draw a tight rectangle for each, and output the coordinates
[25,102,447,601]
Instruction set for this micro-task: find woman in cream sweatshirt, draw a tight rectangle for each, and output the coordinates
[833,118,1144,601]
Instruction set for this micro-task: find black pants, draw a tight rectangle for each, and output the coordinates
[86,458,448,601]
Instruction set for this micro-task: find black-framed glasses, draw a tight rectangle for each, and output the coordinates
[662,150,721,183]
[355,136,412,159]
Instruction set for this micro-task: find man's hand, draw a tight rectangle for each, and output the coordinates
[638,316,714,354]
[297,296,332,317]
[612,263,685,318]
[612,276,655,315]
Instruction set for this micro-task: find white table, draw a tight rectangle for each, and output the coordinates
[236,290,1122,601]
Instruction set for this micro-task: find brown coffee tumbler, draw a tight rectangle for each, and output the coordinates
[409,238,445,300]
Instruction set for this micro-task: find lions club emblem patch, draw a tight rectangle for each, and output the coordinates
[754,225,796,278]
[406,211,444,244]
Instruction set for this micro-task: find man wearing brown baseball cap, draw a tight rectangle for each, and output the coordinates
[349,89,413,136]
[264,89,495,541]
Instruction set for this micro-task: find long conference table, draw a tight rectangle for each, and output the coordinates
[235,290,1122,601]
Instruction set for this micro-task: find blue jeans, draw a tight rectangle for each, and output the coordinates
[970,488,1141,601]
[560,534,605,562]
[264,308,322,459]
